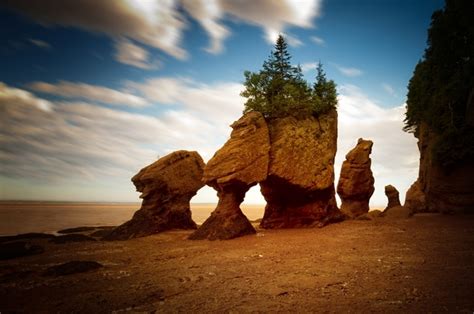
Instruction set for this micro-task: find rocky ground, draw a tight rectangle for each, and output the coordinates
[1,213,474,313]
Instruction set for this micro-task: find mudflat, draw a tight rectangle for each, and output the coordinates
[1,214,473,312]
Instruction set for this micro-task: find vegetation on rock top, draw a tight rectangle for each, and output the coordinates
[241,35,338,119]
[404,0,474,168]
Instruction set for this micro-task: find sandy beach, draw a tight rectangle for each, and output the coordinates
[1,213,473,312]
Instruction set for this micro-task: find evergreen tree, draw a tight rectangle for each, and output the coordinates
[242,35,337,119]
[312,61,338,114]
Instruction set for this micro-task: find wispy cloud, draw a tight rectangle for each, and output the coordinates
[301,62,318,72]
[382,83,397,97]
[310,36,325,46]
[28,81,149,107]
[0,79,243,182]
[333,64,364,77]
[0,82,52,111]
[28,38,51,49]
[114,38,159,70]
[126,77,244,124]
[4,0,322,62]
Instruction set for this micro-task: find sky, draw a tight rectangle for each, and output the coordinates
[0,0,445,207]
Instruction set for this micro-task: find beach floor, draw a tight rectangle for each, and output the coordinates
[1,213,474,313]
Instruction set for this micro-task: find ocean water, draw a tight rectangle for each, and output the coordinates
[0,201,264,236]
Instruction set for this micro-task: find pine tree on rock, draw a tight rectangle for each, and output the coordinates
[313,61,338,114]
[242,35,337,119]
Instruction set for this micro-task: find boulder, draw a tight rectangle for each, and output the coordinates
[337,138,375,218]
[260,109,342,228]
[383,205,412,219]
[105,150,205,240]
[404,180,427,213]
[50,234,97,244]
[384,185,401,210]
[0,241,44,260]
[356,210,383,220]
[43,261,103,276]
[190,112,270,240]
[0,233,55,243]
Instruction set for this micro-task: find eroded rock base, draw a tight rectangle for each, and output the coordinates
[189,188,255,240]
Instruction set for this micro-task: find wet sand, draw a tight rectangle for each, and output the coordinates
[1,214,474,312]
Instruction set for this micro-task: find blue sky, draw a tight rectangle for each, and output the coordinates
[0,0,444,206]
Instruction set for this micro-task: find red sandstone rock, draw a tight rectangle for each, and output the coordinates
[190,112,270,240]
[105,150,205,240]
[337,138,375,218]
[414,123,474,213]
[384,185,401,210]
[404,180,427,213]
[260,109,342,228]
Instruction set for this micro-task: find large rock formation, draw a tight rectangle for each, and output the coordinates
[337,138,375,218]
[105,150,205,240]
[384,185,401,210]
[404,180,427,213]
[260,109,342,228]
[411,123,474,213]
[189,112,270,240]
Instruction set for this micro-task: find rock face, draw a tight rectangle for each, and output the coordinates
[404,180,427,213]
[414,123,474,213]
[189,112,270,240]
[105,150,205,240]
[384,185,401,210]
[337,138,375,218]
[260,109,341,228]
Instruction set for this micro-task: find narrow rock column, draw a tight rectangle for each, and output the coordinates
[189,112,270,240]
[337,138,375,218]
[189,185,255,240]
[384,185,401,210]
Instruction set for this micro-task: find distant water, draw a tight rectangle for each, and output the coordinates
[0,201,264,236]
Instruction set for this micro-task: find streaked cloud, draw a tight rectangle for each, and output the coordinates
[28,38,51,49]
[382,83,397,97]
[0,82,52,111]
[28,81,149,108]
[114,38,158,70]
[310,36,325,46]
[222,0,321,45]
[3,0,187,59]
[301,62,318,72]
[181,0,229,54]
[3,0,322,62]
[285,33,304,47]
[333,64,364,77]
[126,77,244,123]
[0,80,242,180]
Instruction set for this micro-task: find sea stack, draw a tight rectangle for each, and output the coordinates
[105,150,205,240]
[337,138,375,218]
[260,109,342,228]
[189,112,270,240]
[384,185,401,210]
